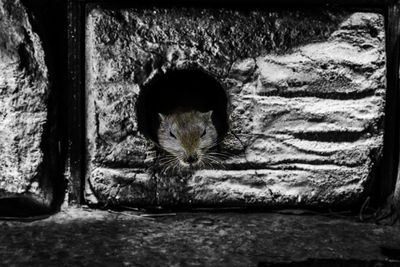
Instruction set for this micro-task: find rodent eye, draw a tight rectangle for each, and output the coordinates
[201,129,206,138]
[169,130,177,139]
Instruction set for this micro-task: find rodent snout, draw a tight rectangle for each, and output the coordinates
[184,154,199,164]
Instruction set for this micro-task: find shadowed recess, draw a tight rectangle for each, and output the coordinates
[136,69,229,144]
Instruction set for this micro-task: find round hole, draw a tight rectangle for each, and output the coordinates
[136,69,229,144]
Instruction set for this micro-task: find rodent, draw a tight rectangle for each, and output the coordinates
[157,109,218,168]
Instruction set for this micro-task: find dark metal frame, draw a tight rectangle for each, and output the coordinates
[67,0,400,205]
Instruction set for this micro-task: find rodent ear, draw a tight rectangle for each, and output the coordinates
[202,110,213,121]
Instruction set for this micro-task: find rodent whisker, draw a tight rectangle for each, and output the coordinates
[172,161,181,172]
[204,159,214,169]
[162,157,179,174]
[160,152,175,159]
[203,156,219,164]
[159,156,176,164]
[203,157,218,169]
[207,151,232,158]
[201,155,220,168]
[159,159,176,167]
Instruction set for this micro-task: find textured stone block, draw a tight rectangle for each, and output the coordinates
[0,0,53,212]
[85,7,385,208]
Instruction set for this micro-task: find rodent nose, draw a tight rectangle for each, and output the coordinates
[185,154,198,164]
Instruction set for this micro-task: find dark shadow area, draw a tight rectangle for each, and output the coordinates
[259,259,400,267]
[0,209,399,266]
[18,0,68,214]
[136,69,229,144]
[0,197,50,217]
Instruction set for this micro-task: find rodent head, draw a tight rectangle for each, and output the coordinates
[157,110,218,168]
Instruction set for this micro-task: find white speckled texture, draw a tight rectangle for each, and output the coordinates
[85,8,385,208]
[0,0,52,208]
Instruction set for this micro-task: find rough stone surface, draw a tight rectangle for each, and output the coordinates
[0,208,399,266]
[86,8,385,207]
[0,0,52,209]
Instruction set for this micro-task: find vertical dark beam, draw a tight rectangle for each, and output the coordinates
[22,0,70,210]
[379,0,400,203]
[388,0,400,210]
[67,0,84,204]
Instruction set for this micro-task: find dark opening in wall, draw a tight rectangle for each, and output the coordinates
[136,69,229,144]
